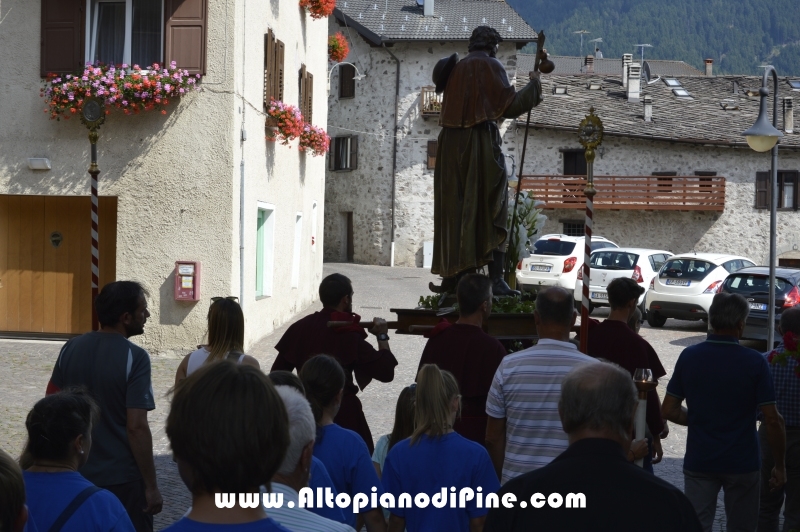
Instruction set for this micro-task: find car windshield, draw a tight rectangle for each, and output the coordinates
[591,241,618,251]
[660,259,717,281]
[591,251,639,270]
[722,274,791,296]
[533,240,577,256]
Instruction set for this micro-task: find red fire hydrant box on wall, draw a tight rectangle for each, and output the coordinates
[174,261,201,301]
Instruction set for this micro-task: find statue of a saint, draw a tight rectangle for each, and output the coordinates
[430,26,543,296]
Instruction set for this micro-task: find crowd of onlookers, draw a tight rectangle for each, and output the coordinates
[0,273,797,532]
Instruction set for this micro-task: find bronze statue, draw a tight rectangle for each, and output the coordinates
[430,26,545,296]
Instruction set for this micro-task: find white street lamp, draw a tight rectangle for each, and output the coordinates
[327,62,365,94]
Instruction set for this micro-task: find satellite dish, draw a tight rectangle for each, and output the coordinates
[643,61,651,82]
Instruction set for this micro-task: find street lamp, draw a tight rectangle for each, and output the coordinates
[742,65,783,348]
[327,62,365,94]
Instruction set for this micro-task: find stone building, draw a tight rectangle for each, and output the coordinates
[0,0,328,353]
[324,0,536,267]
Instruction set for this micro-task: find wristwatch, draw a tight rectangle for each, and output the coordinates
[376,333,390,342]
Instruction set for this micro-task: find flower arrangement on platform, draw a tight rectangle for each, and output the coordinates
[41,62,199,120]
[505,191,548,277]
[767,331,800,378]
[265,99,304,145]
[328,33,350,63]
[298,124,330,156]
[300,0,335,19]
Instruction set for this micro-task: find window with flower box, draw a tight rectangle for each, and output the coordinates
[40,0,207,77]
[263,29,285,111]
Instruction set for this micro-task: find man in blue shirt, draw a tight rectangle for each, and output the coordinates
[662,292,786,532]
[759,307,800,532]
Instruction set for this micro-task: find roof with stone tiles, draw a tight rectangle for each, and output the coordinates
[514,71,800,148]
[333,0,537,44]
[517,54,704,77]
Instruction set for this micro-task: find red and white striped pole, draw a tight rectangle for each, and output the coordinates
[89,131,100,331]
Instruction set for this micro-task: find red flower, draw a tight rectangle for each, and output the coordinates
[784,331,798,352]
[767,350,778,363]
[300,0,334,19]
[328,33,350,63]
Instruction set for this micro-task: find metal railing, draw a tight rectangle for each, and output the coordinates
[420,86,442,118]
[520,175,725,211]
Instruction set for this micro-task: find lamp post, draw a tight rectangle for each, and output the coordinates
[327,62,365,94]
[742,65,783,348]
[80,97,105,331]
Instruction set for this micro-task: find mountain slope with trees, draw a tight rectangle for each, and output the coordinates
[509,0,800,76]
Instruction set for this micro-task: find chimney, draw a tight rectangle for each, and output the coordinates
[584,55,594,74]
[785,97,794,134]
[627,63,641,102]
[643,94,653,122]
[423,0,434,17]
[704,58,713,76]
[622,54,633,88]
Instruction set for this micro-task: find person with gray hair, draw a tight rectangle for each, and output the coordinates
[662,292,786,532]
[484,362,702,531]
[265,386,355,532]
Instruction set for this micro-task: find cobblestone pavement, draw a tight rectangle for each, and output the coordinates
[0,263,771,530]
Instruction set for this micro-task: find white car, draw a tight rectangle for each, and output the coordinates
[573,248,673,314]
[516,234,618,293]
[645,253,756,327]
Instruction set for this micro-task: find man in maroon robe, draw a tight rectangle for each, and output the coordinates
[417,274,506,446]
[272,273,397,454]
[587,277,667,472]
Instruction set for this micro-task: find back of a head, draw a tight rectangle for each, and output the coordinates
[780,306,800,337]
[559,362,637,441]
[95,281,146,328]
[709,292,749,332]
[269,370,306,395]
[299,355,345,424]
[166,361,289,494]
[457,274,493,316]
[389,385,417,450]
[468,25,502,52]
[319,274,352,308]
[24,389,99,462]
[275,386,316,476]
[412,364,460,445]
[0,449,25,532]
[607,278,644,310]
[206,298,245,362]
[535,287,574,328]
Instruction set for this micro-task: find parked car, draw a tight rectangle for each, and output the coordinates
[718,266,800,343]
[645,253,755,327]
[516,234,618,293]
[573,248,672,314]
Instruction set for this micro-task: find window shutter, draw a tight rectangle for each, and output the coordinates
[276,40,285,101]
[299,64,308,118]
[264,30,275,107]
[339,63,356,98]
[349,136,358,170]
[793,171,799,210]
[165,0,208,75]
[427,140,438,169]
[40,0,84,77]
[755,171,770,209]
[306,72,313,123]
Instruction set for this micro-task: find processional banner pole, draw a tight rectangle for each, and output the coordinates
[81,97,106,331]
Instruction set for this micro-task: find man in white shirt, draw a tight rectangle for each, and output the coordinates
[485,287,597,483]
[267,386,355,532]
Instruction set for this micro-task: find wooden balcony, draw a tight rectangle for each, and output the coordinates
[520,175,725,211]
[420,86,442,118]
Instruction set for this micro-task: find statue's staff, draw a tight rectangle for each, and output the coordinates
[509,31,553,281]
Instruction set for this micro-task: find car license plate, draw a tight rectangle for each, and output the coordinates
[666,279,691,286]
[591,292,607,299]
[749,302,767,311]
[531,265,552,272]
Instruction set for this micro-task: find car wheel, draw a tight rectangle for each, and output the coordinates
[647,312,667,328]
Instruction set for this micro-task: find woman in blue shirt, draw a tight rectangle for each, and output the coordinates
[300,355,386,532]
[22,389,135,531]
[382,365,500,532]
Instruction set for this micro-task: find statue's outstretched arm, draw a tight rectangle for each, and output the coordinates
[502,76,543,119]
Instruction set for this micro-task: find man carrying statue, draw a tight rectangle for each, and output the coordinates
[430,26,544,296]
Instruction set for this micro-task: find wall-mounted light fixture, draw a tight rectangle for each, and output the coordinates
[28,158,52,170]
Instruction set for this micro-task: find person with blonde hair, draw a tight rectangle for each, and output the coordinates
[382,364,499,532]
[175,298,259,384]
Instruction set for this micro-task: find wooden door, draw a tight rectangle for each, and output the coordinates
[0,195,117,335]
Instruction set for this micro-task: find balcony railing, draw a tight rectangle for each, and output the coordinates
[520,175,726,211]
[420,86,442,118]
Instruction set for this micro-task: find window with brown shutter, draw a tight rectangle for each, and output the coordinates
[755,171,770,209]
[263,31,285,107]
[339,63,356,99]
[330,136,358,171]
[299,64,313,122]
[755,171,799,210]
[164,0,207,75]
[40,0,85,77]
[427,140,438,169]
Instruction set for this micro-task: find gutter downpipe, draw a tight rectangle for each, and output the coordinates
[239,0,247,307]
[383,43,400,267]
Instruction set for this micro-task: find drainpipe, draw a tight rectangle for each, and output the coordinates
[383,43,400,267]
[239,160,245,305]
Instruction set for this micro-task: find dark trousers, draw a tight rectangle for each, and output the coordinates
[759,425,800,532]
[684,468,760,532]
[103,478,153,532]
[642,436,654,474]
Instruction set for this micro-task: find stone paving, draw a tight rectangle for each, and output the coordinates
[0,263,771,530]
